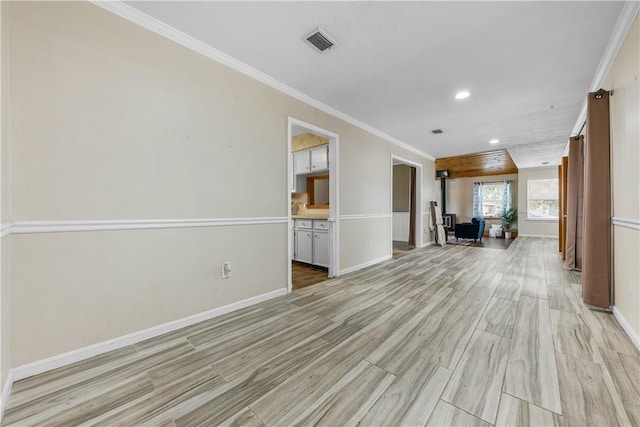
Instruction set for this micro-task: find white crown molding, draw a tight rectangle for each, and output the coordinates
[0,370,13,423]
[612,217,640,230]
[339,254,392,275]
[10,287,287,382]
[8,217,287,234]
[339,214,392,221]
[571,1,640,136]
[90,1,435,162]
[612,306,640,351]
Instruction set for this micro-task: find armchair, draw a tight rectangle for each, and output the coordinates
[454,218,486,242]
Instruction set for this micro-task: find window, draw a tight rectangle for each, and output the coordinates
[527,179,559,219]
[482,182,505,217]
[473,180,513,219]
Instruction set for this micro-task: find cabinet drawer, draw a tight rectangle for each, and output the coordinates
[313,220,329,230]
[295,219,313,229]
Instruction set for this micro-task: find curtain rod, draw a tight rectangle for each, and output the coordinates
[573,89,613,139]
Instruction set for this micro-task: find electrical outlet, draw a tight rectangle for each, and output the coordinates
[221,261,231,279]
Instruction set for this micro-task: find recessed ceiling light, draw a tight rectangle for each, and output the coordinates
[489,139,500,144]
[455,91,470,100]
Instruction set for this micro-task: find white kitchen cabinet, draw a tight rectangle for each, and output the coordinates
[310,146,329,172]
[293,219,329,268]
[293,145,328,176]
[295,228,313,264]
[294,150,311,175]
[313,230,329,268]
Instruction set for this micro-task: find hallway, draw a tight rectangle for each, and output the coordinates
[3,238,638,426]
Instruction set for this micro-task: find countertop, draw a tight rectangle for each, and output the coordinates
[292,214,330,220]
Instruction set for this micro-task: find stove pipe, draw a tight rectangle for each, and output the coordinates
[436,169,449,214]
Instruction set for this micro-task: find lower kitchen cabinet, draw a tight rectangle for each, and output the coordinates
[295,228,313,264]
[293,219,329,267]
[313,230,329,267]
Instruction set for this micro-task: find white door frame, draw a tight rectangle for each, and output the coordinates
[390,155,423,253]
[287,117,340,293]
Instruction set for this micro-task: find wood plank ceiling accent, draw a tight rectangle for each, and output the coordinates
[435,149,518,179]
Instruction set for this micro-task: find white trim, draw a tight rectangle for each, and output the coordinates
[571,1,640,136]
[91,1,434,162]
[390,155,424,250]
[612,217,640,231]
[340,214,392,221]
[287,120,293,292]
[339,255,392,276]
[0,371,13,422]
[517,234,558,239]
[10,288,287,381]
[612,306,640,352]
[0,223,11,238]
[8,217,287,235]
[287,117,341,286]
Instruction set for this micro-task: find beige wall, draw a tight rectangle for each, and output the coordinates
[434,173,518,231]
[3,1,435,367]
[517,167,559,237]
[393,164,411,212]
[607,15,639,339]
[0,2,10,387]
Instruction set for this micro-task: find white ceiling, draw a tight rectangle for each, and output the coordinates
[125,1,625,167]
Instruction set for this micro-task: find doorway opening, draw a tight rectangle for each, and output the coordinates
[391,156,423,256]
[287,118,339,292]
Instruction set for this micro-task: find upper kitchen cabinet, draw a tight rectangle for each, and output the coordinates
[310,145,329,172]
[294,145,328,175]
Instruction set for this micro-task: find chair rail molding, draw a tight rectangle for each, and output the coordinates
[612,217,640,231]
[0,223,12,238]
[6,217,287,235]
[339,214,392,221]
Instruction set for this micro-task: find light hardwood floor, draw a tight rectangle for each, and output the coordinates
[3,238,639,426]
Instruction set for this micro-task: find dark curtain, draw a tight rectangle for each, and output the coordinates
[564,136,584,270]
[408,167,417,247]
[582,90,611,308]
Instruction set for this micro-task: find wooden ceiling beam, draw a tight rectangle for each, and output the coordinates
[435,149,518,179]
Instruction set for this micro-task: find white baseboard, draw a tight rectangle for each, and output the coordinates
[10,288,287,382]
[0,370,13,421]
[517,234,558,239]
[340,255,392,275]
[612,306,640,352]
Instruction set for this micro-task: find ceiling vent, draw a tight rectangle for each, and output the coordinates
[431,129,444,134]
[305,28,336,53]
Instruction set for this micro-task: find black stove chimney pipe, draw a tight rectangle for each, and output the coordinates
[436,169,449,214]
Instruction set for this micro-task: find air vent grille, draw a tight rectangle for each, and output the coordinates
[431,129,443,134]
[305,28,336,52]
